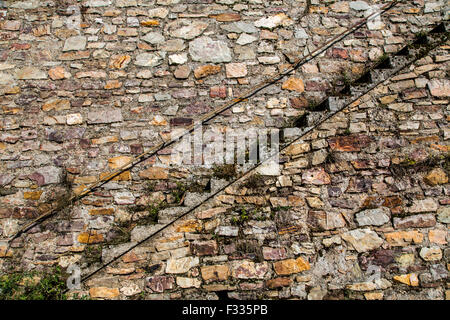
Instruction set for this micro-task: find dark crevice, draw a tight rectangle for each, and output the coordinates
[374,57,393,69]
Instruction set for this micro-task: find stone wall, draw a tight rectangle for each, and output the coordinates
[0,0,448,300]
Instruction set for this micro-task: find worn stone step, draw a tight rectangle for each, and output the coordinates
[210,178,229,193]
[328,96,347,112]
[183,191,211,207]
[158,206,189,224]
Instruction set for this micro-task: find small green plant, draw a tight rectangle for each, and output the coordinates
[375,53,389,65]
[231,207,258,225]
[0,267,68,300]
[85,245,103,264]
[272,206,291,212]
[70,293,91,300]
[342,71,352,87]
[145,181,156,193]
[171,182,187,203]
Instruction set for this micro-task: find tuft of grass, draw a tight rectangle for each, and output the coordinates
[171,182,187,204]
[212,164,237,181]
[85,245,103,265]
[390,154,450,178]
[230,207,260,225]
[242,173,265,189]
[0,266,68,300]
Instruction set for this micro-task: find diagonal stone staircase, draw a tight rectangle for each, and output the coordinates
[73,20,449,289]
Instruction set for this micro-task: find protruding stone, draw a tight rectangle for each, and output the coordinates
[437,207,450,224]
[89,287,120,299]
[350,1,370,11]
[393,214,436,229]
[190,240,218,256]
[139,167,168,180]
[176,277,201,288]
[87,109,122,124]
[66,113,83,125]
[302,168,331,185]
[355,207,390,226]
[209,13,241,22]
[194,65,221,79]
[419,247,442,261]
[328,135,371,152]
[341,229,383,252]
[231,260,268,279]
[201,265,229,282]
[428,79,450,97]
[195,207,227,219]
[78,231,104,244]
[146,276,174,292]
[307,211,346,231]
[236,33,257,45]
[170,21,208,40]
[424,168,448,186]
[393,274,419,286]
[48,66,70,80]
[109,55,131,69]
[168,53,188,65]
[135,52,163,67]
[407,199,438,213]
[166,257,199,274]
[273,257,310,275]
[174,65,191,79]
[108,156,132,169]
[385,231,424,246]
[282,77,305,92]
[225,63,247,78]
[16,67,47,80]
[189,37,232,63]
[29,166,62,186]
[142,32,165,44]
[254,13,292,29]
[63,36,87,52]
[262,247,287,260]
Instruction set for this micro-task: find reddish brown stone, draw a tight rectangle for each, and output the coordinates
[210,86,227,98]
[146,276,174,293]
[266,277,292,289]
[190,240,218,256]
[273,257,310,275]
[170,117,193,127]
[382,196,403,208]
[331,48,349,59]
[194,65,221,79]
[262,247,287,260]
[328,134,371,152]
[290,96,308,109]
[139,167,168,180]
[201,265,230,282]
[302,168,331,185]
[11,43,31,50]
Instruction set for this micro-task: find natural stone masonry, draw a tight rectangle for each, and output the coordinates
[0,0,448,301]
